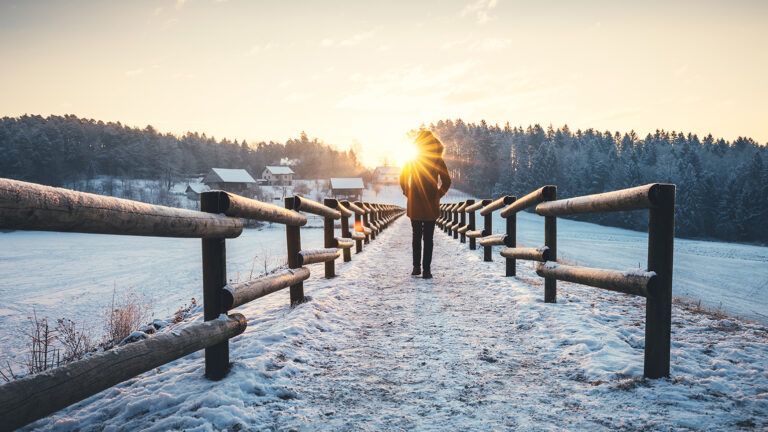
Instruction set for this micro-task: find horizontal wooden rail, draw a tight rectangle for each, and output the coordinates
[222,268,311,310]
[499,186,556,218]
[204,191,307,226]
[464,200,485,212]
[297,248,340,265]
[344,201,366,215]
[0,314,247,431]
[325,199,354,217]
[0,178,243,238]
[351,231,365,240]
[466,230,483,238]
[478,233,509,247]
[536,183,670,216]
[500,246,550,262]
[291,195,341,219]
[535,262,656,298]
[457,225,469,234]
[480,195,515,216]
[335,237,355,249]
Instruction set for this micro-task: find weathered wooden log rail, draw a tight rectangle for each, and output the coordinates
[440,183,675,379]
[0,177,404,431]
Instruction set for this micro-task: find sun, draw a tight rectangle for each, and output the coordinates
[392,140,419,167]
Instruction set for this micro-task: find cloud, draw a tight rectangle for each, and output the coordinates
[319,29,378,48]
[472,37,512,51]
[461,0,498,25]
[247,42,277,56]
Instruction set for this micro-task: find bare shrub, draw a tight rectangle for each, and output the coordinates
[56,318,94,363]
[103,289,151,346]
[172,298,199,324]
[24,310,60,375]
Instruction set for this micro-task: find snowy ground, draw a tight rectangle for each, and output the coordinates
[0,224,325,365]
[22,216,768,431]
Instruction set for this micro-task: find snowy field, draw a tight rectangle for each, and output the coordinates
[369,184,768,322]
[20,216,768,431]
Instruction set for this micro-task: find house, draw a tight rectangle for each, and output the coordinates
[373,166,401,184]
[184,183,211,201]
[202,168,258,195]
[262,166,295,186]
[330,177,365,201]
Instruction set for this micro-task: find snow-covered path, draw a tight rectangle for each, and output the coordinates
[26,217,768,431]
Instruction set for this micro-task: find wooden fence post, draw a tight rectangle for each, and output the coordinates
[339,205,352,262]
[506,213,516,277]
[284,197,304,305]
[645,184,675,378]
[482,199,492,262]
[460,202,467,243]
[200,192,230,380]
[468,205,477,250]
[544,187,557,303]
[322,199,336,278]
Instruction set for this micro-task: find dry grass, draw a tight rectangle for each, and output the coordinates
[103,288,151,346]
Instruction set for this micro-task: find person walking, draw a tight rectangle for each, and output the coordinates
[399,130,451,279]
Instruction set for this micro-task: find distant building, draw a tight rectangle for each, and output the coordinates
[373,166,401,184]
[330,177,365,201]
[184,183,211,201]
[262,166,295,186]
[202,168,258,195]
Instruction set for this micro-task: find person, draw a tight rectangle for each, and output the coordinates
[399,130,451,279]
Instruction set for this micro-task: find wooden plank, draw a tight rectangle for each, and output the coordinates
[285,197,304,305]
[465,200,486,212]
[535,183,669,216]
[298,248,340,265]
[480,195,515,216]
[499,186,556,218]
[500,246,549,262]
[223,268,311,309]
[466,230,483,238]
[478,233,508,246]
[535,262,656,298]
[206,191,307,226]
[343,200,365,215]
[0,178,243,238]
[291,196,341,219]
[335,237,355,249]
[644,184,675,379]
[0,314,247,432]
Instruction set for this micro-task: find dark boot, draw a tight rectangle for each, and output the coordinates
[422,268,433,279]
[411,266,421,276]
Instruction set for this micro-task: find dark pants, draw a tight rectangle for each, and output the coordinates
[411,220,436,270]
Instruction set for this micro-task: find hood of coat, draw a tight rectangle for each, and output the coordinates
[415,130,444,159]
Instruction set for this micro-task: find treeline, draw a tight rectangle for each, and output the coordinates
[430,119,768,244]
[0,114,363,187]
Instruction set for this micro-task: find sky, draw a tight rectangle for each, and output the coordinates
[1,0,766,167]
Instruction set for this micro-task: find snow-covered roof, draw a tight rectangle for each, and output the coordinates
[207,168,257,183]
[331,177,364,190]
[264,166,295,175]
[185,183,211,194]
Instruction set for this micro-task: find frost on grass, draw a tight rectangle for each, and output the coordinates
[23,217,768,431]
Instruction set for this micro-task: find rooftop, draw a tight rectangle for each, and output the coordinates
[265,166,295,175]
[207,168,257,184]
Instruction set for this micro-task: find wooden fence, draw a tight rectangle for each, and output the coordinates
[438,183,675,379]
[0,178,404,431]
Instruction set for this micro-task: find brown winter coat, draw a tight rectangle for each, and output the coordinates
[400,135,451,221]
